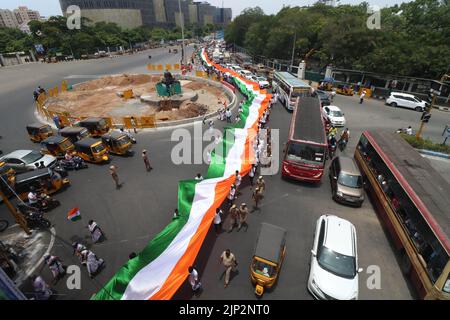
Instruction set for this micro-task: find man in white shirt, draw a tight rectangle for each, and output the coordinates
[214,208,223,234]
[360,90,367,104]
[188,266,202,292]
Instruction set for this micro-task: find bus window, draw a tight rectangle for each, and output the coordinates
[286,142,325,165]
[443,274,450,294]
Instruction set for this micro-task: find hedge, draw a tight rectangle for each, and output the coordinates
[400,133,450,155]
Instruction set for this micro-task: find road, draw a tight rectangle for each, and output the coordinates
[1,49,449,300]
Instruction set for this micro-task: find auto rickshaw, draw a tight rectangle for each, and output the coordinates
[77,118,110,138]
[41,135,75,159]
[74,138,110,164]
[59,126,90,143]
[250,223,287,296]
[11,168,69,201]
[26,123,53,143]
[336,84,354,96]
[101,132,133,156]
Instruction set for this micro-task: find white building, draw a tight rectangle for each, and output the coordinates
[0,9,19,28]
[14,6,41,24]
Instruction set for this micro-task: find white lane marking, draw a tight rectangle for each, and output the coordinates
[25,227,56,278]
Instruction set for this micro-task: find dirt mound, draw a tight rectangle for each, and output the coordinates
[179,102,209,118]
[76,74,156,91]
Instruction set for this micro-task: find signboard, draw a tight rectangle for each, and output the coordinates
[34,44,44,54]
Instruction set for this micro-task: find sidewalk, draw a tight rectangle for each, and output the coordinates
[0,225,55,291]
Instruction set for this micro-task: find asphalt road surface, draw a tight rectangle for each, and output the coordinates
[1,49,449,300]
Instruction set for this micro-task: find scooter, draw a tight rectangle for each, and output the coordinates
[59,156,88,170]
[16,205,51,229]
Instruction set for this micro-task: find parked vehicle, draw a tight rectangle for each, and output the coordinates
[101,132,133,156]
[40,136,75,159]
[77,118,110,137]
[308,215,361,300]
[385,92,428,112]
[59,126,90,143]
[329,157,365,207]
[16,206,51,229]
[0,150,57,172]
[59,156,88,171]
[239,70,253,80]
[250,223,287,296]
[322,105,346,127]
[335,84,354,96]
[26,124,53,143]
[74,138,109,164]
[250,75,271,89]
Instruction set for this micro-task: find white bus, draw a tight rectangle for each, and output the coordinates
[272,71,311,111]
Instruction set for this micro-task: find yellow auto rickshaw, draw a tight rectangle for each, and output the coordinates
[250,223,287,296]
[26,123,53,142]
[336,84,354,96]
[78,118,110,138]
[11,168,69,201]
[74,137,110,164]
[41,135,75,159]
[101,132,133,156]
[59,126,90,143]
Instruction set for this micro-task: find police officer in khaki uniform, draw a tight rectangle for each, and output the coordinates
[238,203,249,232]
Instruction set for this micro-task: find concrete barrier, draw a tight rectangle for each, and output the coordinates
[417,149,450,159]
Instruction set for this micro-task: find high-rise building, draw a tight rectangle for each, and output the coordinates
[58,0,231,29]
[14,6,41,24]
[0,9,19,28]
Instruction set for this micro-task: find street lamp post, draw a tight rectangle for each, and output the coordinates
[178,0,186,65]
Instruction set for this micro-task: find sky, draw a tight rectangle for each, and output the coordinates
[1,0,412,18]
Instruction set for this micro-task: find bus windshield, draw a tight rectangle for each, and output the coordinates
[286,142,325,165]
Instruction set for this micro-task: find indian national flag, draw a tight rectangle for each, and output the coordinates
[67,208,81,222]
[93,49,270,300]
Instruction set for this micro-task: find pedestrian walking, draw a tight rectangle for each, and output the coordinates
[130,116,138,133]
[195,173,204,181]
[227,184,236,205]
[109,165,121,189]
[173,208,179,219]
[256,176,266,194]
[188,266,202,293]
[213,208,223,234]
[44,255,65,284]
[219,249,238,288]
[80,249,104,279]
[234,170,242,194]
[225,108,232,123]
[128,252,137,260]
[208,120,214,132]
[359,90,367,104]
[88,220,104,243]
[248,164,256,186]
[142,150,152,171]
[238,203,249,231]
[31,275,52,300]
[252,187,263,209]
[227,204,239,232]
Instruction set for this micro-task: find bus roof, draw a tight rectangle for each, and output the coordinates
[365,131,450,252]
[290,97,327,145]
[274,71,310,88]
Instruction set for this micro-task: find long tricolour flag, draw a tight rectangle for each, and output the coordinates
[93,48,271,300]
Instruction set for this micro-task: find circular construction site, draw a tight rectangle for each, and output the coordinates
[43,74,232,124]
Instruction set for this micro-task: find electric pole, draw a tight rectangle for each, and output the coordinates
[178,0,186,65]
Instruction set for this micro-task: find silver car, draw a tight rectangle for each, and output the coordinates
[0,150,57,172]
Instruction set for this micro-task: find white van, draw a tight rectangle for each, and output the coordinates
[385,92,428,112]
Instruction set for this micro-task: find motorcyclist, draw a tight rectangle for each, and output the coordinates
[338,128,350,151]
[328,134,337,158]
[120,128,136,143]
[328,125,337,137]
[28,187,38,206]
[64,151,73,161]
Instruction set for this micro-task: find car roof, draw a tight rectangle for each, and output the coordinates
[2,150,33,159]
[323,215,355,257]
[325,105,342,111]
[391,92,415,97]
[336,157,361,176]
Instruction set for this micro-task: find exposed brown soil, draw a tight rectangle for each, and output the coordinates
[45,74,229,122]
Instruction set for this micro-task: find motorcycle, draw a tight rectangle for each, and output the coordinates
[52,164,69,177]
[16,206,51,229]
[59,156,88,171]
[26,194,60,212]
[338,139,347,152]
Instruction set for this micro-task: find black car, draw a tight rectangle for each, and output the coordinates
[314,90,331,106]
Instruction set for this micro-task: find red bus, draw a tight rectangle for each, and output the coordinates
[355,131,449,300]
[281,97,328,182]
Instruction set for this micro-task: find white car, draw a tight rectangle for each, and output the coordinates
[230,65,242,73]
[323,105,346,127]
[385,92,428,112]
[308,215,361,300]
[251,75,271,89]
[239,70,253,80]
[0,150,57,172]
